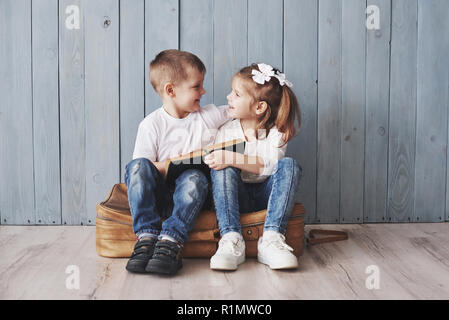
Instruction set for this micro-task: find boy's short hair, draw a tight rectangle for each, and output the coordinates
[149,49,206,95]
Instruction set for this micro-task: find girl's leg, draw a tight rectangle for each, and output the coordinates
[255,157,302,269]
[210,167,252,271]
[255,157,302,235]
[210,167,253,236]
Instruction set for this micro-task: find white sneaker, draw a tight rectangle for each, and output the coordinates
[210,232,245,271]
[257,231,298,269]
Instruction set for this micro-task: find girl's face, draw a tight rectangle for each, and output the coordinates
[226,76,258,120]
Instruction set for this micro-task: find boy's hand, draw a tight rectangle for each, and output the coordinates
[153,161,167,178]
[204,150,235,171]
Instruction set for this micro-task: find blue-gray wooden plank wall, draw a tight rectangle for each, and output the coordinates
[1,0,449,225]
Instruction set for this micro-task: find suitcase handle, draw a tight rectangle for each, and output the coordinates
[188,229,220,242]
[306,229,348,245]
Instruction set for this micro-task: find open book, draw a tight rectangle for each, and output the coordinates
[164,139,246,188]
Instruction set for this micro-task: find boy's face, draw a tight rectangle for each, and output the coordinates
[171,67,206,113]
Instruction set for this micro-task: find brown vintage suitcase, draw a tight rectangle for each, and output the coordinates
[96,183,306,258]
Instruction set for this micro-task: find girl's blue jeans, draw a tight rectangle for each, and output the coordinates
[124,158,210,244]
[210,157,302,236]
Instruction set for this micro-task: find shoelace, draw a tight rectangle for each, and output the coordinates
[264,234,294,252]
[219,238,243,256]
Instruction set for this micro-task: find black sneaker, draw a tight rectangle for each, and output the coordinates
[145,240,183,275]
[125,238,157,273]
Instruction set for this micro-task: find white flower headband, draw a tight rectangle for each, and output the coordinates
[251,63,292,87]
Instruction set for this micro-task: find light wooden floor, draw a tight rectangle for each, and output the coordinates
[1,223,449,300]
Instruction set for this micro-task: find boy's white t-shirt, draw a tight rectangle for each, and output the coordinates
[214,119,287,183]
[133,104,231,162]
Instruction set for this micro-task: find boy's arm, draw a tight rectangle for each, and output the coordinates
[133,120,165,175]
[204,104,232,130]
[216,105,231,126]
[152,161,168,178]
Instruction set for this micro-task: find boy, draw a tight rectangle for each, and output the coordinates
[124,49,230,275]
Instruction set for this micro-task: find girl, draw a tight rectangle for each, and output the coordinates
[204,63,302,270]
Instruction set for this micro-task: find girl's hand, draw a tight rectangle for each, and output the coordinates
[204,150,235,171]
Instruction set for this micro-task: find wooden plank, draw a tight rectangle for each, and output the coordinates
[388,0,417,222]
[120,0,145,182]
[284,0,318,224]
[59,0,85,225]
[144,0,179,116]
[85,0,120,225]
[340,0,366,223]
[247,0,283,69]
[213,0,247,106]
[32,0,61,225]
[364,0,391,223]
[179,0,214,105]
[415,0,449,222]
[317,0,342,223]
[0,0,35,225]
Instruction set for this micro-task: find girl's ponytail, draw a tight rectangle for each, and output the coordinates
[276,85,301,143]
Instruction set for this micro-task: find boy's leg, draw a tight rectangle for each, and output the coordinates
[160,169,210,243]
[146,169,209,275]
[124,158,172,273]
[124,157,172,237]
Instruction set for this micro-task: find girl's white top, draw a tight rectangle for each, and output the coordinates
[214,119,287,183]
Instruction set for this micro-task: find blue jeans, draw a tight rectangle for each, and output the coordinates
[210,157,302,236]
[124,158,210,244]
